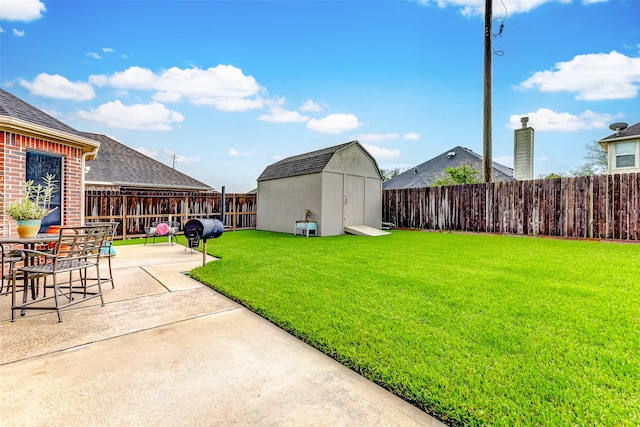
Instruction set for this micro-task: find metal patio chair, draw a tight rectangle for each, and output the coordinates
[11,224,112,322]
[1,244,24,296]
[144,221,180,245]
[85,222,118,289]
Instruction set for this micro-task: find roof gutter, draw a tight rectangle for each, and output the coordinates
[599,136,632,152]
[85,180,213,192]
[81,145,101,225]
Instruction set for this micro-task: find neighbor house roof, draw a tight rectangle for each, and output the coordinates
[258,141,375,182]
[383,146,514,190]
[0,89,100,160]
[599,121,640,144]
[82,132,213,191]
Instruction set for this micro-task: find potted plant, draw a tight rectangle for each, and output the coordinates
[6,174,59,238]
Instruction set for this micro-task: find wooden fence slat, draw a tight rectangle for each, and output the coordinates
[382,173,640,241]
[85,190,257,238]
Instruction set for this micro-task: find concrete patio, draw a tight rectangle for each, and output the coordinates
[0,243,443,426]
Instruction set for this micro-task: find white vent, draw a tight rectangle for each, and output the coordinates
[447,152,456,158]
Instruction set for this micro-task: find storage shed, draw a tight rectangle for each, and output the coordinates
[256,141,383,236]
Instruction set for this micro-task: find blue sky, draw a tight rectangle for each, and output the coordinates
[1,0,639,191]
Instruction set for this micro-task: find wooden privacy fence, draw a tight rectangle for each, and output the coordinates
[85,190,256,239]
[382,173,640,241]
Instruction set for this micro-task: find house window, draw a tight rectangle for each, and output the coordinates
[615,142,636,168]
[26,151,62,230]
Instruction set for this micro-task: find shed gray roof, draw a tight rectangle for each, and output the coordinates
[600,121,640,142]
[82,133,213,191]
[383,146,514,190]
[257,141,357,182]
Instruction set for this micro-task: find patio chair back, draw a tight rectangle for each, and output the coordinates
[11,223,113,322]
[53,225,107,265]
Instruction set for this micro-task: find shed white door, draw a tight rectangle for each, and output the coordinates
[343,175,365,226]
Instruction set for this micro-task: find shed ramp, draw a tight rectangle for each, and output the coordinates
[344,225,391,237]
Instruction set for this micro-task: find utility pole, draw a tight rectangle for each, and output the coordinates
[483,0,493,183]
[172,153,178,169]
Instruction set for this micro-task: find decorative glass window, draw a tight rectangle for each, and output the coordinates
[615,142,636,168]
[26,151,62,230]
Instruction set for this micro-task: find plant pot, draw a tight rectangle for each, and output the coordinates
[46,225,61,234]
[16,219,42,238]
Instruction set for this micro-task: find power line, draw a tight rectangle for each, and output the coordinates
[502,3,580,35]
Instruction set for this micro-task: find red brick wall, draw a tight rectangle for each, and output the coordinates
[1,131,85,236]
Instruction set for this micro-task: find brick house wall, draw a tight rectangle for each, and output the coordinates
[1,131,86,237]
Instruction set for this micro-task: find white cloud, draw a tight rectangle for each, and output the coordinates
[163,150,200,164]
[508,108,616,132]
[19,73,95,101]
[94,65,265,111]
[517,51,640,101]
[76,100,184,130]
[12,28,24,36]
[0,0,46,22]
[87,52,101,60]
[101,66,158,90]
[299,99,323,112]
[494,156,513,168]
[136,147,159,159]
[228,148,254,156]
[307,113,361,134]
[258,109,309,123]
[88,74,108,87]
[198,97,264,112]
[0,26,4,33]
[418,0,573,17]
[102,47,115,53]
[415,0,617,20]
[361,143,401,160]
[354,132,419,142]
[357,133,399,142]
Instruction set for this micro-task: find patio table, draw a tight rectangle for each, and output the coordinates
[0,234,60,247]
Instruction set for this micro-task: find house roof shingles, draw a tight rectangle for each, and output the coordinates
[0,89,212,191]
[0,89,89,140]
[600,121,640,142]
[257,141,355,182]
[0,89,102,160]
[383,146,514,190]
[82,132,213,191]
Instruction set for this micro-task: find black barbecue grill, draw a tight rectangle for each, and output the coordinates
[184,219,224,265]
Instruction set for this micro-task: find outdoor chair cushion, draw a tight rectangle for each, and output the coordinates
[155,222,170,236]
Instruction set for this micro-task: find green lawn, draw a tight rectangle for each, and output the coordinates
[187,230,639,426]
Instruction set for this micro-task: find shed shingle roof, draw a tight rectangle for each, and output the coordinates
[82,133,213,191]
[257,141,356,182]
[383,146,514,190]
